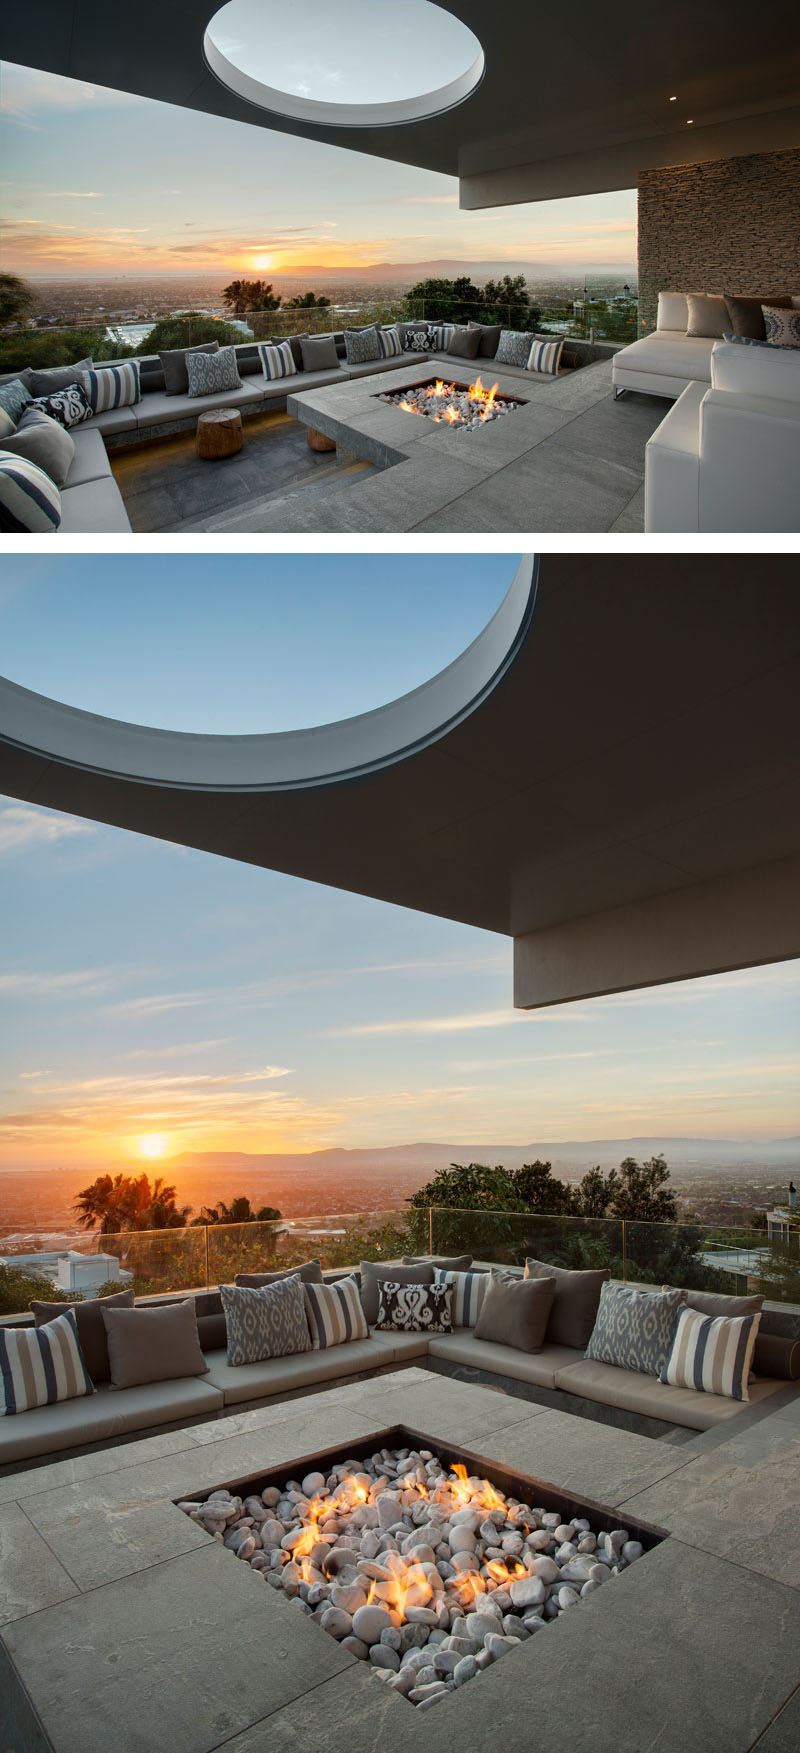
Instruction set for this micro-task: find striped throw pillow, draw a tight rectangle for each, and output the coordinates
[0,452,62,532]
[0,1309,94,1415]
[377,327,402,358]
[429,324,455,352]
[434,1267,487,1328]
[304,1276,368,1350]
[78,361,141,412]
[660,1307,761,1401]
[258,341,298,381]
[526,336,564,375]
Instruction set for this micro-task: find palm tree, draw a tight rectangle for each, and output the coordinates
[73,1173,137,1235]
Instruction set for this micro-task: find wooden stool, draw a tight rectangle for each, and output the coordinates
[196,408,243,459]
[306,426,336,453]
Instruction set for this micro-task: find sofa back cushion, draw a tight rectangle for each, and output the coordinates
[402,1254,472,1271]
[235,1259,323,1288]
[220,1279,311,1366]
[723,294,792,340]
[300,334,340,372]
[585,1282,685,1377]
[21,359,93,396]
[446,326,482,361]
[32,1288,135,1384]
[0,1309,95,1415]
[0,451,63,532]
[433,1267,487,1328]
[101,1299,208,1388]
[686,293,728,338]
[159,342,219,396]
[657,292,688,332]
[661,1306,760,1401]
[685,1289,763,1318]
[710,338,800,403]
[360,1259,434,1325]
[468,322,503,357]
[524,1258,610,1349]
[304,1276,368,1349]
[473,1268,555,1353]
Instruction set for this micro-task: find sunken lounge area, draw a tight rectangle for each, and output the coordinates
[2,1256,799,1753]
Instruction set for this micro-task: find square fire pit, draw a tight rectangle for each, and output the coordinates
[176,1424,666,1713]
[377,376,524,431]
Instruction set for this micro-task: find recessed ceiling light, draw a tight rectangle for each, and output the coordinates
[687,118,694,124]
[669,94,677,101]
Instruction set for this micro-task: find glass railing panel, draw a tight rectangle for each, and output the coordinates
[206,1209,413,1283]
[429,1206,624,1270]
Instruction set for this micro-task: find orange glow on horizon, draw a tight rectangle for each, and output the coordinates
[137,1133,169,1159]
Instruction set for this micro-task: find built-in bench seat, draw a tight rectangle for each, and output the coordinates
[427,1332,582,1392]
[553,1356,786,1430]
[0,1375,224,1468]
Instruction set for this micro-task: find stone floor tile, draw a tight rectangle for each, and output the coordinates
[482,1408,689,1507]
[22,1485,210,1593]
[0,1502,78,1625]
[749,1685,800,1751]
[620,1436,800,1587]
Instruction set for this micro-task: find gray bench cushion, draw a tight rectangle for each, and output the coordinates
[428,1332,582,1390]
[203,1335,396,1405]
[554,1357,785,1430]
[284,365,352,393]
[65,428,112,488]
[346,355,423,378]
[132,382,264,428]
[0,1377,223,1466]
[90,406,139,436]
[59,476,131,533]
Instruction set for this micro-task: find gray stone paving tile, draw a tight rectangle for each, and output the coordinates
[0,1503,78,1626]
[22,1485,210,1593]
[346,1373,545,1445]
[412,436,642,533]
[620,1436,800,1587]
[213,1665,412,1753]
[0,1636,53,1753]
[481,1409,689,1508]
[0,1425,203,1506]
[610,482,646,531]
[4,1542,354,1753]
[750,1686,800,1751]
[550,392,665,474]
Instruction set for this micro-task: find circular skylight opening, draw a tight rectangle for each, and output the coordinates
[204,0,484,127]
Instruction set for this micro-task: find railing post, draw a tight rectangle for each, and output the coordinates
[621,1219,627,1281]
[204,1222,209,1289]
[428,1206,433,1255]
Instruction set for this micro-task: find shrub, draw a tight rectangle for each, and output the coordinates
[0,1263,73,1317]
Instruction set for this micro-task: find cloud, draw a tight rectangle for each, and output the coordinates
[0,968,114,998]
[329,1008,559,1037]
[0,804,95,856]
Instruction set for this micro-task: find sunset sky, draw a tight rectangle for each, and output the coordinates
[1,59,637,278]
[1,557,798,1171]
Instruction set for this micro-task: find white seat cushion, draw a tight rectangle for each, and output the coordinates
[615,332,716,382]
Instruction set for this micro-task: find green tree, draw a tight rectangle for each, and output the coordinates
[191,1196,282,1225]
[136,314,246,353]
[0,1262,73,1317]
[481,275,537,328]
[222,280,282,314]
[282,291,331,310]
[0,273,36,328]
[74,1172,189,1234]
[0,327,134,374]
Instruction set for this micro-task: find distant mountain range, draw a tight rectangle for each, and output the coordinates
[173,1136,799,1176]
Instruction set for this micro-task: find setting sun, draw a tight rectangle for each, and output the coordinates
[138,1133,168,1159]
[251,254,273,270]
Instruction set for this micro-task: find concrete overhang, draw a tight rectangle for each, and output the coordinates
[1,554,799,1007]
[2,4,799,204]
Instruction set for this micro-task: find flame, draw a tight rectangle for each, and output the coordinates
[484,1558,526,1586]
[432,379,446,396]
[366,1579,377,1606]
[444,405,461,424]
[398,399,416,413]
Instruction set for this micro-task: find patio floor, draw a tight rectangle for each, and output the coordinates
[2,1367,798,1753]
[110,407,373,534]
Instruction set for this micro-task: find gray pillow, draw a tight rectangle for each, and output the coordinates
[360,1259,434,1326]
[0,379,33,423]
[300,334,341,372]
[585,1283,685,1377]
[235,1258,323,1287]
[402,1254,472,1271]
[3,408,75,487]
[32,1288,134,1385]
[446,326,482,361]
[495,329,535,368]
[220,1279,311,1366]
[100,1299,208,1389]
[524,1258,610,1350]
[723,295,792,341]
[468,322,502,358]
[234,344,263,377]
[685,293,728,339]
[344,326,382,365]
[185,345,242,397]
[473,1268,556,1352]
[272,334,305,371]
[685,1288,763,1318]
[753,1333,800,1380]
[159,342,219,396]
[21,358,93,396]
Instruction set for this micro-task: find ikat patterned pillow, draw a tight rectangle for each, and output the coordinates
[220,1277,312,1366]
[407,328,436,352]
[344,326,382,365]
[495,329,535,368]
[585,1282,685,1378]
[376,1279,453,1334]
[29,382,93,429]
[185,345,243,397]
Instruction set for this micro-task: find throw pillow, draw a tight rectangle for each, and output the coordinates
[495,329,535,368]
[234,345,263,377]
[585,1283,685,1377]
[0,406,15,441]
[377,326,402,359]
[0,379,33,424]
[407,328,436,353]
[159,342,219,396]
[359,1259,435,1325]
[304,1276,368,1349]
[0,1309,94,1415]
[402,1254,472,1271]
[754,1333,800,1380]
[685,1289,763,1319]
[721,333,773,349]
[468,322,502,357]
[344,326,382,365]
[186,346,242,397]
[220,1278,312,1366]
[299,334,340,372]
[275,335,305,371]
[524,1259,610,1349]
[258,340,297,381]
[723,294,792,340]
[3,409,75,488]
[29,383,93,429]
[446,326,482,361]
[376,1280,453,1334]
[32,1288,135,1384]
[660,1306,761,1401]
[235,1259,323,1287]
[21,358,93,397]
[526,336,564,375]
[685,293,728,339]
[77,361,141,413]
[656,292,689,332]
[473,1268,556,1352]
[428,324,454,352]
[101,1300,208,1389]
[433,1267,487,1328]
[0,452,62,532]
[762,306,800,349]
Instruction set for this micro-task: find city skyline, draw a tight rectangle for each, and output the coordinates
[1,558,797,1171]
[2,62,637,279]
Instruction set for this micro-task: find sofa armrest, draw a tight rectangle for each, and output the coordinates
[644,381,704,532]
[699,391,800,533]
